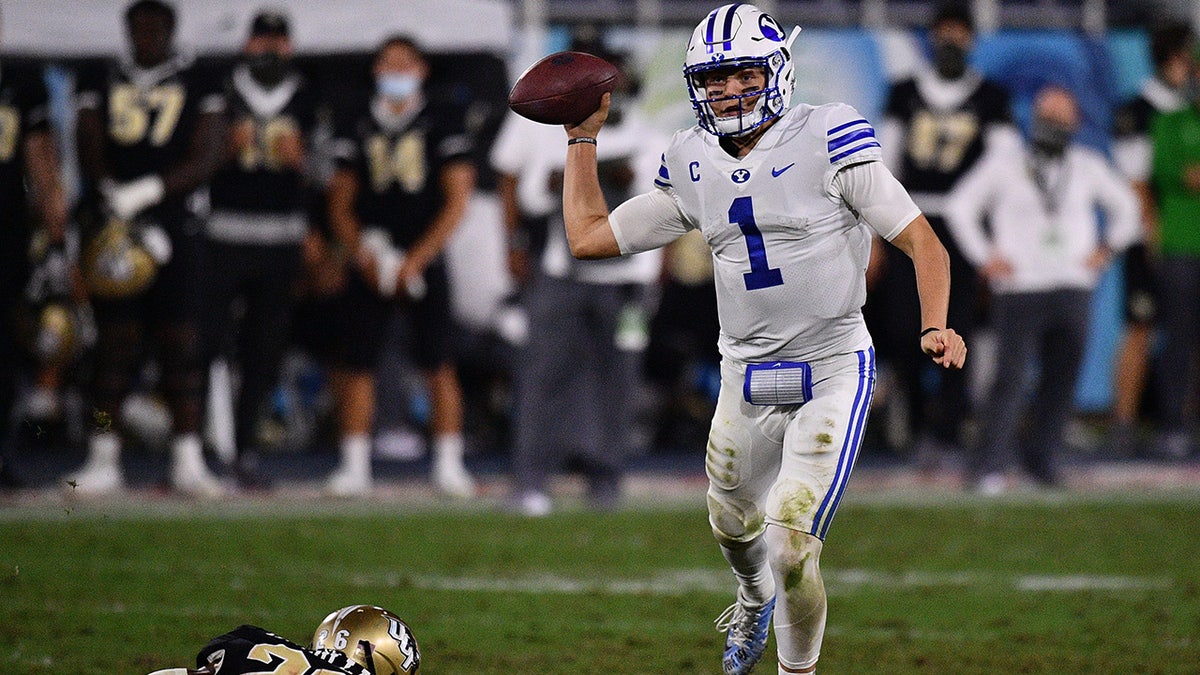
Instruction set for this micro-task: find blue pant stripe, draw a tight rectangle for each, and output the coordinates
[818,347,876,539]
[810,348,875,540]
[809,350,866,535]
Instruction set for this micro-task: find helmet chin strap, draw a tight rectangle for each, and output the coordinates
[359,639,377,674]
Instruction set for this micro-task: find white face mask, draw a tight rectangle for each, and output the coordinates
[377,73,421,101]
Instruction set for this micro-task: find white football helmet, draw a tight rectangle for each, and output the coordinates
[684,4,798,136]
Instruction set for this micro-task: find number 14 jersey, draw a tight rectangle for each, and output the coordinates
[620,103,906,364]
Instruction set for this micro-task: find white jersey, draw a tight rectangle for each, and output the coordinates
[612,103,909,363]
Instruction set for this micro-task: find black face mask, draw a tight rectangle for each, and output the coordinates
[247,52,289,86]
[1030,118,1073,157]
[933,42,968,80]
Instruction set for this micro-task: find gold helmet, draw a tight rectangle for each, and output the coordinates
[80,218,161,299]
[16,302,81,366]
[311,605,421,674]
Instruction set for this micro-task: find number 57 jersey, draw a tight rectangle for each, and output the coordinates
[648,103,898,364]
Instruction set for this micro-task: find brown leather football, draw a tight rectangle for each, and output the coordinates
[508,51,619,125]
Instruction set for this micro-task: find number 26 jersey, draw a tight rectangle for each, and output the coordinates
[617,103,904,364]
[195,624,368,675]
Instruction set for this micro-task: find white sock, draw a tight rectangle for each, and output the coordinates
[339,434,372,473]
[171,433,204,466]
[720,535,776,606]
[433,433,465,466]
[766,526,825,672]
[87,432,122,467]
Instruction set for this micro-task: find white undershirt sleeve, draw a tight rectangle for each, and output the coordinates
[608,188,694,255]
[879,117,906,175]
[832,160,922,241]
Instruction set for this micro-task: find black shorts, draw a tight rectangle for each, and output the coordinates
[309,260,456,372]
[1121,243,1157,325]
[90,223,207,328]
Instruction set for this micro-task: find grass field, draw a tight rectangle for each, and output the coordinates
[2,487,1199,674]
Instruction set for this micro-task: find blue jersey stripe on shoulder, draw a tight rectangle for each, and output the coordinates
[830,141,882,163]
[827,127,876,153]
[654,178,672,189]
[658,162,670,181]
[827,118,870,136]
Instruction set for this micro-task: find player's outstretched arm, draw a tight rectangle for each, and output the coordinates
[562,92,622,260]
[890,215,967,369]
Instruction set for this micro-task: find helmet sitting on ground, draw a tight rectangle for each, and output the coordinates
[311,605,421,674]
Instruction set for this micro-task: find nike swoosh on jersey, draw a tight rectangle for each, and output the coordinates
[771,163,795,177]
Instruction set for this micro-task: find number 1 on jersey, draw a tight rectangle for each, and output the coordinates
[730,196,784,290]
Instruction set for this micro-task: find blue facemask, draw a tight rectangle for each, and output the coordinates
[377,73,421,101]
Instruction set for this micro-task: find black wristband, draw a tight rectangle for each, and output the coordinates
[920,327,940,338]
[567,137,597,146]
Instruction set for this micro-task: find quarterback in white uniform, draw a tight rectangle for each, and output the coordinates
[560,5,966,674]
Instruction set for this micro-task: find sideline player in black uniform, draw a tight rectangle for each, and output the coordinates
[0,25,70,487]
[65,0,227,496]
[1107,21,1192,455]
[871,1,1013,469]
[204,10,316,488]
[321,35,476,497]
[146,605,420,675]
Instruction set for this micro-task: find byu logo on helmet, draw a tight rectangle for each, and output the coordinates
[758,14,784,41]
[684,4,800,137]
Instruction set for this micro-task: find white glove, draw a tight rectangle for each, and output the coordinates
[139,224,174,265]
[359,228,426,300]
[103,175,165,221]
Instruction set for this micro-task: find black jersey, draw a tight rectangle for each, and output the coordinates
[76,54,225,215]
[885,71,1011,196]
[195,624,369,675]
[1114,95,1158,140]
[1113,78,1183,183]
[331,98,473,249]
[0,60,50,222]
[210,65,316,214]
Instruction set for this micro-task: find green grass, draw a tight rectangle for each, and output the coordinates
[1,490,1199,674]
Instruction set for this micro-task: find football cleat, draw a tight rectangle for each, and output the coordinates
[63,457,125,496]
[312,605,421,674]
[170,455,228,499]
[514,490,552,517]
[325,463,373,497]
[432,456,475,499]
[715,595,776,675]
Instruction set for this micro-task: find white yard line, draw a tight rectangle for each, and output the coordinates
[4,481,1200,522]
[336,568,1173,596]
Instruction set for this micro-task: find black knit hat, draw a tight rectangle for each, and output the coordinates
[250,9,289,38]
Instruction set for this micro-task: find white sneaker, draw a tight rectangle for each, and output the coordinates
[976,472,1008,496]
[24,386,60,421]
[325,463,373,497]
[63,459,124,496]
[433,458,476,498]
[171,458,228,499]
[515,490,552,517]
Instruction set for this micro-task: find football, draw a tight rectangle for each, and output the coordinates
[508,51,619,125]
